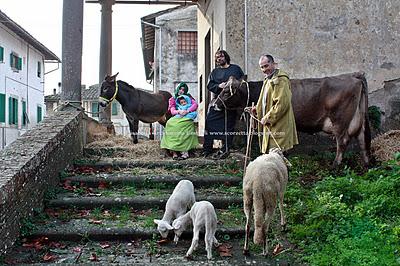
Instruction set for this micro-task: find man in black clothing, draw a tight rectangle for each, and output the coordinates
[202,50,244,159]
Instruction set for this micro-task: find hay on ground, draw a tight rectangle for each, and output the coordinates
[371,130,400,162]
[87,135,164,160]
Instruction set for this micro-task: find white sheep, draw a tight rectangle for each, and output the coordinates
[172,201,219,260]
[243,148,289,256]
[154,180,195,239]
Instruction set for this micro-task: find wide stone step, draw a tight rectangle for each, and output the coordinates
[62,174,242,187]
[28,224,247,242]
[47,195,243,209]
[74,158,235,170]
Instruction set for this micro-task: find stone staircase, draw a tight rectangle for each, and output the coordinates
[3,141,294,265]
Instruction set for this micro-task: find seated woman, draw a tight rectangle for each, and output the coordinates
[161,83,199,160]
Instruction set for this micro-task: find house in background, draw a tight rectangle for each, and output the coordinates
[0,10,60,149]
[141,5,198,139]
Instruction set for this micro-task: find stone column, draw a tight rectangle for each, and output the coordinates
[98,0,115,128]
[61,0,84,103]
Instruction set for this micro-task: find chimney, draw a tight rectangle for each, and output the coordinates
[53,88,57,95]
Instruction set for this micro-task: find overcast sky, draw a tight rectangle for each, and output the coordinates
[1,0,175,95]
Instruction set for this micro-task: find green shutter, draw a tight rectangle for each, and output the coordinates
[8,97,12,124]
[18,57,22,70]
[8,97,18,125]
[0,46,4,62]
[22,101,26,126]
[0,93,5,122]
[37,106,42,123]
[91,102,99,117]
[112,102,118,115]
[13,98,18,124]
[37,61,41,77]
[9,53,13,67]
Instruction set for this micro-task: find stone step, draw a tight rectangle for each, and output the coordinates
[28,225,247,242]
[74,158,229,169]
[47,195,243,209]
[62,174,242,188]
[74,156,244,171]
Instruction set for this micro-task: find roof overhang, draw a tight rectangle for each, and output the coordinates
[0,9,61,62]
[86,0,197,5]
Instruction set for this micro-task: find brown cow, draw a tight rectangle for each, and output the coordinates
[215,72,371,167]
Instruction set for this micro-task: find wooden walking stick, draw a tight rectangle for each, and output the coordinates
[243,102,255,176]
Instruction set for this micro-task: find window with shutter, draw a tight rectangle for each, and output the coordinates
[0,93,5,122]
[112,102,118,116]
[10,52,20,71]
[91,102,99,117]
[37,61,41,77]
[18,57,22,70]
[0,46,4,62]
[37,106,42,123]
[8,97,18,125]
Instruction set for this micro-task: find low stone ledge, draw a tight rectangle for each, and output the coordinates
[75,159,232,169]
[29,226,247,242]
[48,195,242,209]
[62,174,243,187]
[0,111,85,255]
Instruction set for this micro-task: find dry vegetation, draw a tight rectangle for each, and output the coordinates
[371,130,400,162]
[87,135,165,160]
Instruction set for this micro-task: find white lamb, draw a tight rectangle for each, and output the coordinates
[172,201,219,260]
[154,180,195,239]
[243,148,289,256]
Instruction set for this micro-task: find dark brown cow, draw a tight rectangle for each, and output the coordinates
[215,72,371,166]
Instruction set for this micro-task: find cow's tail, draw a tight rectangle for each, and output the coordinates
[355,72,371,154]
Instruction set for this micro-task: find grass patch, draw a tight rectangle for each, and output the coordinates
[286,157,400,265]
[218,205,244,227]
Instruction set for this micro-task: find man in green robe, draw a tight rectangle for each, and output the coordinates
[255,54,298,153]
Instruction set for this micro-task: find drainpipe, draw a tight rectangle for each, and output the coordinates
[244,0,248,74]
[26,44,29,129]
[141,20,162,93]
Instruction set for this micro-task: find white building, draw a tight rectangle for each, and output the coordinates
[0,10,60,149]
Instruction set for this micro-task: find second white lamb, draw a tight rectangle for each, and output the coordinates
[172,201,219,260]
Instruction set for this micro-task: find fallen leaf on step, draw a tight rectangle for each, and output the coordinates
[217,243,233,257]
[100,243,111,249]
[72,247,82,253]
[89,253,98,261]
[98,181,108,189]
[273,243,284,256]
[89,219,103,224]
[156,239,169,244]
[43,253,57,262]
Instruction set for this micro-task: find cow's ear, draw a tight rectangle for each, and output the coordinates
[104,75,110,81]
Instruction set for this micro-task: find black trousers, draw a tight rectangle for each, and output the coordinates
[203,108,237,153]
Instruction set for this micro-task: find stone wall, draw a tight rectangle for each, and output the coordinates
[198,0,400,132]
[0,111,84,255]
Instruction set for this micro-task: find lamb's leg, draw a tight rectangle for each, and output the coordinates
[261,207,275,256]
[185,225,200,259]
[243,189,253,255]
[205,228,215,260]
[278,192,287,231]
